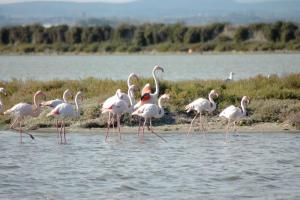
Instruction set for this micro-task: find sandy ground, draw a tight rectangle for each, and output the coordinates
[31,122,299,134]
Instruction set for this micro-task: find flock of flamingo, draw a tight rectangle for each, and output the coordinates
[0,65,250,144]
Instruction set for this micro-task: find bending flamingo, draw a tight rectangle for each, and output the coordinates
[41,89,72,133]
[47,91,83,144]
[102,85,138,142]
[4,90,46,143]
[185,90,219,135]
[132,94,170,142]
[219,96,250,140]
[0,87,7,113]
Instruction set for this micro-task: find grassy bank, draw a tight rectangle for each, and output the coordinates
[0,73,300,130]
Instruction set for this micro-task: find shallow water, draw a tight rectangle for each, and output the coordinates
[0,131,300,199]
[0,53,300,81]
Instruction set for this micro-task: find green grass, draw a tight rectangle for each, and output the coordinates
[0,73,299,129]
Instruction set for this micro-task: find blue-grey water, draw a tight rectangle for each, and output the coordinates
[0,53,300,81]
[0,131,300,200]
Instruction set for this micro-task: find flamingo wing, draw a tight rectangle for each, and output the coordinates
[219,105,242,120]
[185,98,210,112]
[41,99,64,108]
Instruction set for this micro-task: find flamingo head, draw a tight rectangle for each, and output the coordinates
[129,73,139,82]
[161,94,170,100]
[242,96,250,105]
[210,90,219,98]
[64,89,73,98]
[76,91,84,102]
[129,84,139,92]
[35,90,46,99]
[0,87,7,96]
[142,83,152,95]
[154,65,164,73]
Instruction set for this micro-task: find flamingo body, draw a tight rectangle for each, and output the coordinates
[47,103,76,118]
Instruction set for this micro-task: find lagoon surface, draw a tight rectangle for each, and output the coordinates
[1,53,300,81]
[0,131,300,199]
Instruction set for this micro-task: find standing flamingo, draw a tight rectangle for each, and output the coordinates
[132,94,170,142]
[185,90,219,135]
[0,87,7,113]
[102,85,138,142]
[4,90,46,143]
[225,72,235,82]
[47,91,83,144]
[135,65,164,109]
[219,96,250,140]
[41,89,72,133]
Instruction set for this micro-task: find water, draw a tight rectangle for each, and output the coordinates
[0,53,300,81]
[0,131,300,199]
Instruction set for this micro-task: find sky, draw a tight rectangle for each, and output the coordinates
[0,0,291,4]
[0,0,292,4]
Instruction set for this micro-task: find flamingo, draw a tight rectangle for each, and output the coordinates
[225,72,235,82]
[41,89,72,108]
[40,89,72,133]
[219,96,250,140]
[47,91,83,144]
[0,87,7,113]
[135,65,164,109]
[132,94,170,142]
[185,90,219,135]
[4,90,46,143]
[102,85,138,142]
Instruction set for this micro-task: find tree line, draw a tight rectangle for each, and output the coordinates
[0,21,299,53]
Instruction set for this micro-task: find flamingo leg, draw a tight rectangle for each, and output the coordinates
[112,114,115,135]
[150,118,153,133]
[60,120,63,144]
[105,112,111,142]
[138,116,141,136]
[63,120,66,144]
[19,120,23,144]
[225,120,231,142]
[10,117,19,130]
[187,112,198,135]
[233,121,237,133]
[117,114,121,140]
[56,119,59,139]
[142,118,147,138]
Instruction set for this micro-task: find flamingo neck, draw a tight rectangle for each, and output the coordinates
[241,99,247,116]
[156,96,164,118]
[208,93,216,111]
[62,91,69,103]
[128,88,135,106]
[75,94,80,116]
[33,93,38,109]
[152,68,160,97]
[127,73,136,88]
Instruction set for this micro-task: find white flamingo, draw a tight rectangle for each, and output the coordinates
[132,94,169,142]
[0,87,7,113]
[135,65,164,109]
[4,90,46,143]
[40,89,72,133]
[47,91,83,144]
[219,96,250,140]
[102,85,138,141]
[225,72,235,82]
[41,89,72,108]
[185,90,219,135]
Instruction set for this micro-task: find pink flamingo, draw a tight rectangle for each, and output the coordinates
[132,94,170,142]
[0,87,7,113]
[185,90,219,135]
[219,96,250,141]
[4,90,46,143]
[135,65,164,109]
[47,91,83,144]
[41,89,72,133]
[102,85,138,142]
